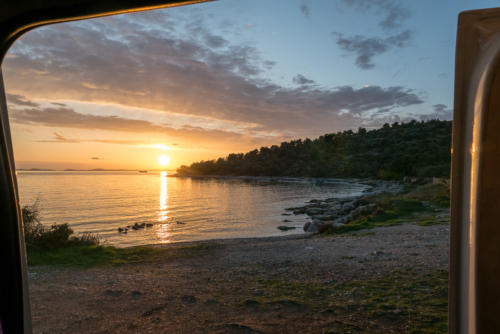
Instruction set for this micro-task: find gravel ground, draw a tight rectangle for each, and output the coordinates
[28,219,449,333]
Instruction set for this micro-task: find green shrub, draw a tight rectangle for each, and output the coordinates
[22,200,45,247]
[22,201,99,250]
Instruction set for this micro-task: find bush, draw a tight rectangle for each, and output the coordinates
[22,201,99,250]
[22,200,45,246]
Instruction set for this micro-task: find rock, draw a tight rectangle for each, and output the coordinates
[305,207,323,216]
[181,295,197,304]
[317,222,333,233]
[303,222,317,233]
[118,227,124,233]
[371,250,384,256]
[341,201,356,212]
[333,216,348,225]
[142,305,165,317]
[282,219,292,223]
[104,289,123,297]
[131,290,143,298]
[176,221,185,224]
[277,226,296,231]
[243,299,260,308]
[204,298,219,306]
[281,213,291,216]
[326,204,342,211]
[340,196,359,203]
[304,220,333,233]
[314,214,337,221]
[293,208,306,215]
[146,223,153,227]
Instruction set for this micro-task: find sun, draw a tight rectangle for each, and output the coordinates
[157,154,170,167]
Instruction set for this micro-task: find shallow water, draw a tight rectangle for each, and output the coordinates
[17,171,369,247]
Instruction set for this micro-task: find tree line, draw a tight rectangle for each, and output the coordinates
[176,120,452,179]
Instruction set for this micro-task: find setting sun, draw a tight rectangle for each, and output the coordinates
[157,154,170,167]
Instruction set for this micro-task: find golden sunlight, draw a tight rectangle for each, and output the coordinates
[157,154,171,167]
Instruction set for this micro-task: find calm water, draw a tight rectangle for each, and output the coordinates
[16,171,369,247]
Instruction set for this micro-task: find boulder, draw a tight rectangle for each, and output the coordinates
[303,221,332,233]
[305,207,323,216]
[277,225,296,231]
[293,208,306,215]
[303,222,317,233]
[326,204,342,211]
[341,201,356,212]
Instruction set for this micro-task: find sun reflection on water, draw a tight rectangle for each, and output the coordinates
[157,171,170,243]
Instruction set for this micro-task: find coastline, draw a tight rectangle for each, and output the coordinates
[25,180,450,332]
[28,219,449,333]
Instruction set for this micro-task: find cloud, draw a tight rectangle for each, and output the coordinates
[91,157,100,160]
[300,1,310,17]
[334,30,412,69]
[203,33,228,48]
[4,11,424,139]
[293,74,315,86]
[9,102,276,148]
[339,0,410,31]
[36,131,140,145]
[6,93,39,107]
[52,131,79,143]
[420,103,453,121]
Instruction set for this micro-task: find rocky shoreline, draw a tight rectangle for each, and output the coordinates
[283,180,404,233]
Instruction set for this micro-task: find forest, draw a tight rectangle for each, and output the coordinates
[176,120,452,179]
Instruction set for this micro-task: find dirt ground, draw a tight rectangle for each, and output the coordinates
[28,219,449,334]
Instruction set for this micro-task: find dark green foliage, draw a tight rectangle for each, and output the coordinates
[22,202,99,250]
[21,200,45,247]
[177,120,452,179]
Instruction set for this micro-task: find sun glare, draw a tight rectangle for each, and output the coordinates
[157,154,170,167]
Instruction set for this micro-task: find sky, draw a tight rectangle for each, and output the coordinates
[1,0,497,170]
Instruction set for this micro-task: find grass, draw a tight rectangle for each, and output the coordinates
[27,242,221,267]
[416,217,448,227]
[331,270,448,333]
[247,270,448,333]
[402,183,450,208]
[322,183,450,235]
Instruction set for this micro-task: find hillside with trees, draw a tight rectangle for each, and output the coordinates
[176,120,452,179]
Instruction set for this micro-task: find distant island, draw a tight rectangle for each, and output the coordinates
[17,168,135,172]
[17,168,175,172]
[176,120,452,179]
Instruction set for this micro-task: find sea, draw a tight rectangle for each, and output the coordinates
[16,171,369,247]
